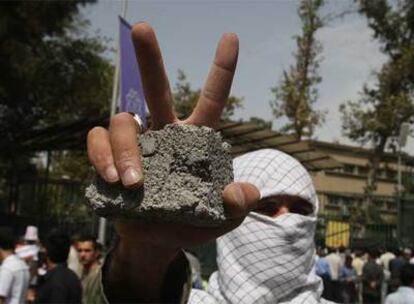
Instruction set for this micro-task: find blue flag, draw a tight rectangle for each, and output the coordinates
[119,16,147,127]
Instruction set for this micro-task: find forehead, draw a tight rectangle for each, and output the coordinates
[77,241,95,250]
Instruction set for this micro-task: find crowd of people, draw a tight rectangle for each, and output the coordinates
[0,225,102,304]
[1,228,414,304]
[315,245,414,303]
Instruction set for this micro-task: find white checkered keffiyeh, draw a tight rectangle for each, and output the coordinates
[189,149,323,303]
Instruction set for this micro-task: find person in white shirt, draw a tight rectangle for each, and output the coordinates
[385,264,414,304]
[380,247,396,272]
[325,247,342,302]
[0,230,30,304]
[325,248,342,280]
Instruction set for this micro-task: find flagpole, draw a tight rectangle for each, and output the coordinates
[99,0,129,246]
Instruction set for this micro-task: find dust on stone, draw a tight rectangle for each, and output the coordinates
[85,124,233,227]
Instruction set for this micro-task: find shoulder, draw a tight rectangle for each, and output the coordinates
[63,266,80,279]
[58,267,82,285]
[2,255,27,270]
[385,291,399,304]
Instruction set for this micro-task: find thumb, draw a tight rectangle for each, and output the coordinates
[223,182,260,219]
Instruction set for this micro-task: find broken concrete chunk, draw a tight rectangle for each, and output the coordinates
[85,124,233,227]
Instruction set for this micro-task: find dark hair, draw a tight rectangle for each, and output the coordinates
[44,230,70,264]
[0,228,15,250]
[78,235,97,250]
[327,247,336,254]
[400,264,414,286]
[345,255,353,264]
[393,247,402,256]
[368,248,378,259]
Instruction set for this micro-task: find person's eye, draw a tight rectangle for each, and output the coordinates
[253,201,282,217]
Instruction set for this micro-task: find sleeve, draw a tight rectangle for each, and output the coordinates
[362,264,369,282]
[97,250,192,304]
[338,267,345,281]
[0,268,13,298]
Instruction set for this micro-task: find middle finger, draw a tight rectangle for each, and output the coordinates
[186,33,239,128]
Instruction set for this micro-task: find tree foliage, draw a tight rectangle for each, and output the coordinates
[341,0,414,146]
[270,0,325,139]
[0,1,113,218]
[248,117,272,130]
[0,1,112,154]
[173,70,243,121]
[340,0,414,222]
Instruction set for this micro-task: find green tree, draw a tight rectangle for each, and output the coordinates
[340,0,414,223]
[248,117,272,130]
[270,0,325,139]
[0,1,113,217]
[0,1,112,155]
[173,69,243,120]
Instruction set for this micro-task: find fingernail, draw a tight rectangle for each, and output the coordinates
[105,165,119,182]
[122,167,141,186]
[230,184,245,207]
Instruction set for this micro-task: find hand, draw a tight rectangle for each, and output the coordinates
[87,22,260,249]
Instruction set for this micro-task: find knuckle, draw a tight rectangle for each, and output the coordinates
[87,126,106,140]
[93,152,111,167]
[111,112,133,127]
[115,149,137,170]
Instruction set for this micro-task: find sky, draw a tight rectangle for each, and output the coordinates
[80,0,413,153]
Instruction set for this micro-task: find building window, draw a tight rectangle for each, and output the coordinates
[343,165,355,174]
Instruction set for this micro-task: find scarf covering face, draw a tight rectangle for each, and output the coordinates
[189,149,323,304]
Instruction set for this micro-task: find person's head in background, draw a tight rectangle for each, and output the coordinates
[0,228,15,261]
[43,230,70,269]
[327,247,337,254]
[317,247,327,257]
[70,234,80,249]
[77,235,99,270]
[400,264,414,288]
[344,255,353,268]
[368,248,378,261]
[403,248,412,261]
[393,247,402,257]
[354,248,363,258]
[23,226,39,245]
[386,245,395,254]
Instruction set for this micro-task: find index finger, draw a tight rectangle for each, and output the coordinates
[131,22,177,129]
[186,33,239,128]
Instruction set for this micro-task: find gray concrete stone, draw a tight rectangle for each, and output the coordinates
[85,124,233,227]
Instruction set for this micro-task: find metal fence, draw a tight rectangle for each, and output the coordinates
[316,199,414,250]
[400,195,414,246]
[0,176,99,240]
[2,175,414,249]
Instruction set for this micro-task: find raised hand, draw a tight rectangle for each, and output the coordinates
[86,22,261,303]
[87,22,259,247]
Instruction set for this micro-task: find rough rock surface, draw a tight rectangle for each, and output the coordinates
[85,124,233,227]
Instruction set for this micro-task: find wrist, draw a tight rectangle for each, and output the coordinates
[103,235,181,302]
[114,236,180,268]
